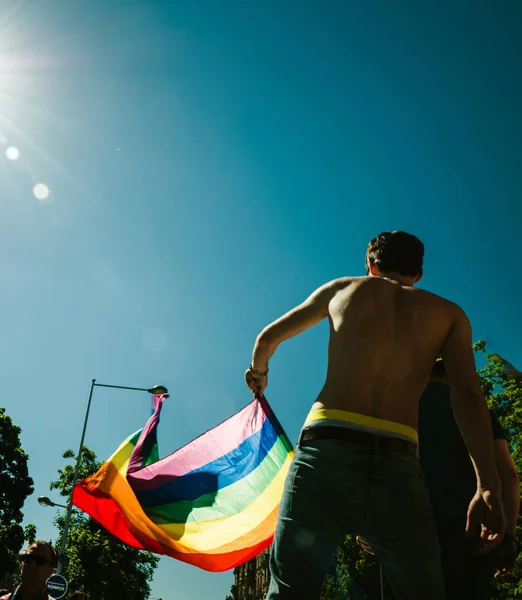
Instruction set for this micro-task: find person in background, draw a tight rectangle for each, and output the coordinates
[0,541,58,600]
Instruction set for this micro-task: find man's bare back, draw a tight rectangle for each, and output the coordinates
[312,276,456,431]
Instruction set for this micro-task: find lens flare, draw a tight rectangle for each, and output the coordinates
[33,183,50,200]
[6,146,19,160]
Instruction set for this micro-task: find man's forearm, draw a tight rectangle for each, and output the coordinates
[451,390,501,491]
[251,331,277,372]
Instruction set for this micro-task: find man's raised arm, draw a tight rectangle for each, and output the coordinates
[245,279,348,396]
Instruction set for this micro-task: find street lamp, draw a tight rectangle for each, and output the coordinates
[52,379,168,575]
[38,496,68,510]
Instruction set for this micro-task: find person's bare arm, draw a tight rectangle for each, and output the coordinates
[441,307,500,491]
[440,306,505,546]
[495,439,519,537]
[246,279,349,395]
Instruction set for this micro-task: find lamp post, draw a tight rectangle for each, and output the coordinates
[38,496,68,510]
[52,379,168,574]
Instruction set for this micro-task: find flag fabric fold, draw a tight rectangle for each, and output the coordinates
[72,395,294,572]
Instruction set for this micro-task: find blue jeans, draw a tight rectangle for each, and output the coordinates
[267,437,446,600]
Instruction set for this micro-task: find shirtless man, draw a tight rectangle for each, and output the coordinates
[245,231,506,600]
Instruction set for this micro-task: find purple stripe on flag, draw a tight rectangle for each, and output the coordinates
[128,394,166,474]
[129,398,267,483]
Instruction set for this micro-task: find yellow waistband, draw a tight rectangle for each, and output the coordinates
[304,408,418,443]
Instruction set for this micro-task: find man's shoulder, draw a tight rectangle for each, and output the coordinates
[326,276,357,287]
[415,287,458,307]
[327,278,464,316]
[414,289,466,321]
[316,276,357,296]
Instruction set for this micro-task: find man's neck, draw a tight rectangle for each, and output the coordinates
[379,273,415,287]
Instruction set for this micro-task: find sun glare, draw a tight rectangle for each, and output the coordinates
[6,145,19,160]
[33,183,49,200]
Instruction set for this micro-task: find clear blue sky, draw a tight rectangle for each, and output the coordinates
[1,1,521,599]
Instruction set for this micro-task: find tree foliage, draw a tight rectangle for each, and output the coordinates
[23,524,37,546]
[320,537,394,600]
[49,446,159,600]
[0,408,34,579]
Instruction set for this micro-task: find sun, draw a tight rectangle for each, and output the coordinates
[0,16,53,203]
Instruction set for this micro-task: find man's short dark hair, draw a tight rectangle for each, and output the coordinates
[366,231,424,277]
[28,540,58,568]
[431,359,447,380]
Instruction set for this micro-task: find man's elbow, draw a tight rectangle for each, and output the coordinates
[450,384,485,407]
[256,329,279,353]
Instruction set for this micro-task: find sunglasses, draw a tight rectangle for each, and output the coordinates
[18,553,49,567]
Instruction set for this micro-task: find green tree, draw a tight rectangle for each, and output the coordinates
[0,408,34,579]
[320,537,393,600]
[23,524,37,545]
[49,446,159,600]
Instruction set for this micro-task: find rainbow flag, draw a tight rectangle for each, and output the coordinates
[72,394,294,571]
